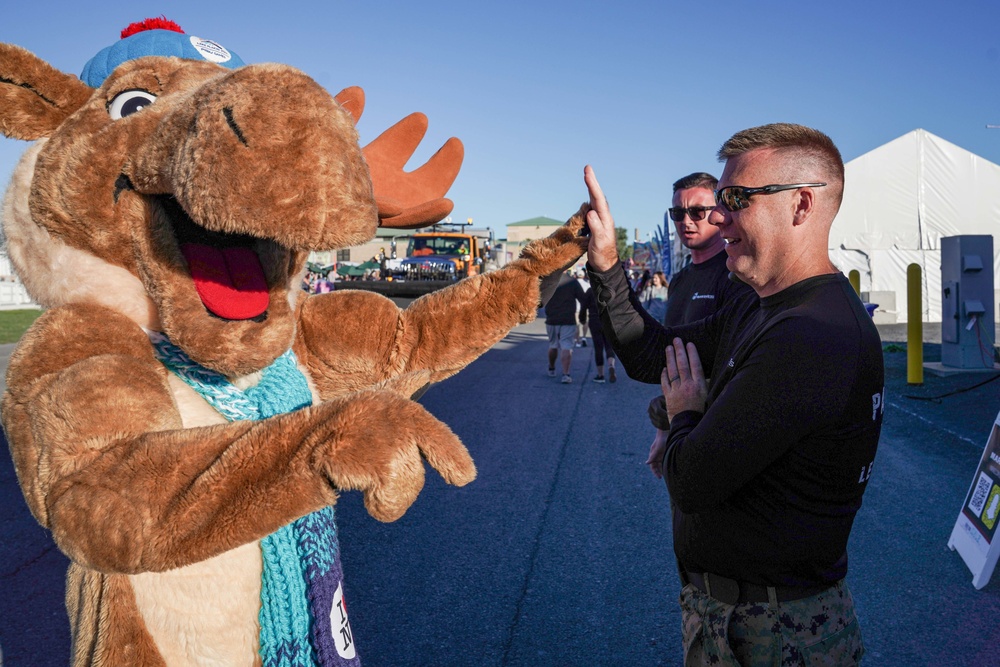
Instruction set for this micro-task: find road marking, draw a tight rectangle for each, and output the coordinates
[887,398,981,449]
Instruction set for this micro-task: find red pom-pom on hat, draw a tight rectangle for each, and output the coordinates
[121,17,185,39]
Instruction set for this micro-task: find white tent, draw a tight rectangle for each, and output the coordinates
[830,129,1000,323]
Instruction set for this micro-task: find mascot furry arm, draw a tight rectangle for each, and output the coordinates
[0,19,587,666]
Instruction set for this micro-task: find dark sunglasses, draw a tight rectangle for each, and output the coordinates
[668,206,716,222]
[714,183,826,212]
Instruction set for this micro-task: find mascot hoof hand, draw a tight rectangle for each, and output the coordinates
[318,390,476,522]
[516,203,591,277]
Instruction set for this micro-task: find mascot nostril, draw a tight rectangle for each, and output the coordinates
[0,16,590,666]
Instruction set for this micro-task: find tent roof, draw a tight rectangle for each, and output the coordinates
[830,129,1000,322]
[832,128,1000,252]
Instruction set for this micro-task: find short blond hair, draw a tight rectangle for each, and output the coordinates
[718,123,844,205]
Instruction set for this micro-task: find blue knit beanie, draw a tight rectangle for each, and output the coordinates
[81,18,245,88]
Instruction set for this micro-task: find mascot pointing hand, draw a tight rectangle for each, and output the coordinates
[0,18,587,666]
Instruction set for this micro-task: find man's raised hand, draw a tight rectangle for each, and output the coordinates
[583,165,620,272]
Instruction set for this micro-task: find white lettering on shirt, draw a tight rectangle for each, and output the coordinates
[872,389,885,421]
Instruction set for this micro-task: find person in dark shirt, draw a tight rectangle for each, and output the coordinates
[579,286,617,383]
[581,124,882,665]
[646,173,754,477]
[544,271,586,383]
[665,172,751,324]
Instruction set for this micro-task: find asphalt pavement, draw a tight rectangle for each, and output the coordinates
[2,317,1000,666]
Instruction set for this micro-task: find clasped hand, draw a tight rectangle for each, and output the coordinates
[661,337,707,421]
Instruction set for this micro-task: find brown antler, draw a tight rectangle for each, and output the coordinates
[334,86,465,229]
[361,111,464,229]
[333,86,365,125]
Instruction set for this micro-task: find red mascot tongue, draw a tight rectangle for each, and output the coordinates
[181,243,270,320]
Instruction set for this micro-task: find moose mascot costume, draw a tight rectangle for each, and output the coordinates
[0,18,588,666]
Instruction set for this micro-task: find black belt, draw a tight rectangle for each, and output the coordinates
[684,571,834,605]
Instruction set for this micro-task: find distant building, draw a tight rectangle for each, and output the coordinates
[505,217,564,266]
[505,216,563,245]
[0,251,38,309]
[309,227,409,271]
[505,216,585,271]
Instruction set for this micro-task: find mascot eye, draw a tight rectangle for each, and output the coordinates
[108,90,157,120]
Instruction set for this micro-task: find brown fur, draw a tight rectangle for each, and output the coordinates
[1,34,588,665]
[67,566,168,666]
[0,44,92,140]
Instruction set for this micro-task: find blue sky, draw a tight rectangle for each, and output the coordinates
[3,1,1000,242]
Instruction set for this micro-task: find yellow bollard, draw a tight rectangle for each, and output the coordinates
[848,270,861,296]
[907,263,923,385]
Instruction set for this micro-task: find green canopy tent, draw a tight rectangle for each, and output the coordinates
[336,264,366,277]
[306,262,334,277]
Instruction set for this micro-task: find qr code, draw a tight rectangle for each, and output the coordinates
[970,471,993,517]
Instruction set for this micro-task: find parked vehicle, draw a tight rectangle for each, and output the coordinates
[347,224,500,297]
[396,226,494,278]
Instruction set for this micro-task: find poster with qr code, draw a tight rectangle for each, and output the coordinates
[968,472,994,518]
[950,415,1000,589]
[960,427,1000,541]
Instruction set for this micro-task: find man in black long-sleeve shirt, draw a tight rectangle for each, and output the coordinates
[646,172,754,477]
[581,124,882,665]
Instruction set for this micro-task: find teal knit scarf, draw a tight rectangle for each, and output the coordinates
[149,332,360,666]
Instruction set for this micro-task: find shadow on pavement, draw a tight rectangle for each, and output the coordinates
[2,320,1000,665]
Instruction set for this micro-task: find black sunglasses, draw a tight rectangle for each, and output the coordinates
[668,206,715,222]
[714,183,826,212]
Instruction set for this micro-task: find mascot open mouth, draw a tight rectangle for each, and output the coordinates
[158,196,271,321]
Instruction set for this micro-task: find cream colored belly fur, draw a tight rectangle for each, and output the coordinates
[128,375,263,665]
[128,369,326,666]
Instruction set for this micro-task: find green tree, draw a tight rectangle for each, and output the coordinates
[616,227,632,260]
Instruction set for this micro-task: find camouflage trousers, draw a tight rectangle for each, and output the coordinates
[680,579,864,666]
